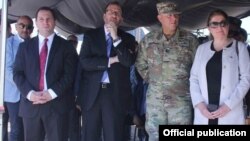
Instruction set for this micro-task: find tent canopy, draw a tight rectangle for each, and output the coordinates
[2,0,250,34]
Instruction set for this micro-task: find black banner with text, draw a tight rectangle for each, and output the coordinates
[159,125,250,140]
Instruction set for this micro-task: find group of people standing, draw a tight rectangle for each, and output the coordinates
[3,7,78,141]
[1,1,250,141]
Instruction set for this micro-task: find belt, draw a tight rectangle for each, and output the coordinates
[101,83,109,89]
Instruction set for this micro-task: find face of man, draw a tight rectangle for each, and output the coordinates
[15,17,33,39]
[103,4,123,26]
[158,13,180,32]
[36,10,56,37]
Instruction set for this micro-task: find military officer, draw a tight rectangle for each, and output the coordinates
[135,1,199,140]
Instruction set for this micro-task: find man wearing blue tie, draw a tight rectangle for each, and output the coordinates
[78,1,137,141]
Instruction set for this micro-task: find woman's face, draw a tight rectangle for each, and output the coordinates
[208,15,229,39]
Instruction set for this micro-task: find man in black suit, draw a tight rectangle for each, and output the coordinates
[13,7,78,141]
[78,1,137,141]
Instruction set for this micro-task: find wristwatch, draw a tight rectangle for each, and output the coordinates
[113,37,121,43]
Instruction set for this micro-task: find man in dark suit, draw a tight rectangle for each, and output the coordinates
[67,34,81,141]
[13,7,78,141]
[4,16,33,141]
[78,1,137,141]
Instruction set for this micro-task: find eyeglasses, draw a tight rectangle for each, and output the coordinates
[106,10,122,16]
[18,23,33,30]
[208,21,228,28]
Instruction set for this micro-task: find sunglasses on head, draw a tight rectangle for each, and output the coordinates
[208,20,228,28]
[18,23,33,30]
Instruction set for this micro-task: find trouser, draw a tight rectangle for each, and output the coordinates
[2,102,9,141]
[145,95,192,141]
[6,101,24,141]
[81,84,126,141]
[68,106,81,141]
[22,112,68,141]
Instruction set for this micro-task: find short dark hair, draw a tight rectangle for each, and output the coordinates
[228,16,242,28]
[67,34,77,41]
[104,1,122,13]
[207,9,228,26]
[35,6,56,20]
[18,15,33,26]
[239,28,248,42]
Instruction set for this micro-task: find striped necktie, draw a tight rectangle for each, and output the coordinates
[101,33,112,82]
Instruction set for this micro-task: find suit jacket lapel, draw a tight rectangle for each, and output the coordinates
[32,36,40,88]
[97,27,108,55]
[46,35,59,71]
[33,37,40,71]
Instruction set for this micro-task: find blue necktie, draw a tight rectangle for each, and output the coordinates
[106,33,112,56]
[101,33,112,82]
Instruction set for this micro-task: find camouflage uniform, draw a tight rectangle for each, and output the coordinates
[135,28,198,140]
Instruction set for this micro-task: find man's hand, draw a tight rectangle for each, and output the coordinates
[30,91,44,104]
[105,22,118,40]
[108,56,119,67]
[41,90,53,101]
[32,91,52,105]
[133,115,143,127]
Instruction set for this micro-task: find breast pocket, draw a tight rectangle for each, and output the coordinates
[147,43,163,66]
[146,43,163,82]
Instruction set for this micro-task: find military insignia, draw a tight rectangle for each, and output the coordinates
[163,47,170,62]
[165,47,170,53]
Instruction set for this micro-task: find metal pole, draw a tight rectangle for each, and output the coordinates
[0,0,9,139]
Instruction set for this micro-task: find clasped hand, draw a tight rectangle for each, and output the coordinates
[197,102,231,119]
[210,104,231,119]
[30,91,52,105]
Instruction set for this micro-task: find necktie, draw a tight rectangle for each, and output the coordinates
[106,33,112,56]
[39,38,48,90]
[101,33,112,82]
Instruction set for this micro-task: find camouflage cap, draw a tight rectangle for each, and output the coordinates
[156,1,181,14]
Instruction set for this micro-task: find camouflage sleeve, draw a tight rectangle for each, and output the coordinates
[190,35,199,62]
[135,39,149,82]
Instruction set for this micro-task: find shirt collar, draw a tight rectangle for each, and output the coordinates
[17,34,25,42]
[38,33,55,44]
[104,26,110,37]
[160,28,180,42]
